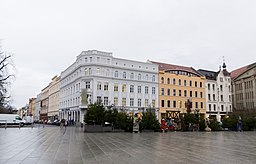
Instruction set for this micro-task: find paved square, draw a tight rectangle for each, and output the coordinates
[0,125,256,164]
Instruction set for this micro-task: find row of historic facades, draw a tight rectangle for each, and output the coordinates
[24,50,256,123]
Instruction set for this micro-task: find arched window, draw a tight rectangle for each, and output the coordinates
[130,73,134,79]
[167,78,170,84]
[161,77,164,84]
[123,72,126,79]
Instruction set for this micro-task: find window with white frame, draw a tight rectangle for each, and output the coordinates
[152,87,156,94]
[114,84,118,92]
[114,71,118,78]
[138,86,141,93]
[161,88,164,95]
[123,72,126,79]
[114,97,118,106]
[138,99,141,107]
[86,82,90,89]
[138,74,141,80]
[122,84,126,92]
[89,57,92,62]
[97,96,101,103]
[152,75,155,82]
[130,73,134,79]
[145,99,149,107]
[96,68,100,75]
[97,82,101,90]
[130,85,134,93]
[104,82,108,91]
[97,57,100,62]
[130,98,134,107]
[152,100,155,108]
[122,98,126,106]
[145,86,149,94]
[104,97,108,105]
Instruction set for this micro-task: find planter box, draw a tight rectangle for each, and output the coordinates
[84,124,113,132]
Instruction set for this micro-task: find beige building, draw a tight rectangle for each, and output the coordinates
[231,62,256,115]
[151,61,206,121]
[28,98,36,117]
[40,85,49,121]
[48,75,60,121]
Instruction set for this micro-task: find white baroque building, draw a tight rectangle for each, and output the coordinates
[59,50,159,123]
[198,63,232,122]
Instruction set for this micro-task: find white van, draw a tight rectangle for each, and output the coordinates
[0,114,26,126]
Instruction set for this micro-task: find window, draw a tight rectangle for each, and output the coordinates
[195,102,198,108]
[130,98,134,106]
[221,95,223,101]
[145,99,149,107]
[208,84,210,90]
[85,57,88,62]
[122,84,126,92]
[123,72,126,79]
[130,85,134,93]
[179,79,181,85]
[138,86,141,93]
[114,84,118,92]
[161,77,164,84]
[152,75,155,82]
[208,94,211,101]
[200,92,203,98]
[152,100,156,108]
[145,74,148,81]
[167,78,170,84]
[184,90,187,97]
[200,82,202,88]
[152,87,156,94]
[213,104,216,111]
[220,77,223,82]
[161,100,165,107]
[201,102,203,109]
[86,82,90,89]
[213,94,215,101]
[97,82,101,90]
[190,91,193,97]
[179,90,182,96]
[184,80,187,86]
[161,88,164,95]
[104,97,108,105]
[122,98,126,106]
[130,73,134,79]
[167,100,171,107]
[167,89,170,96]
[97,57,100,62]
[212,84,215,91]
[220,85,223,92]
[221,105,224,111]
[190,81,192,87]
[107,58,110,64]
[89,68,92,75]
[138,74,141,80]
[195,81,197,87]
[173,89,176,96]
[173,101,176,108]
[173,79,176,85]
[85,68,88,75]
[97,96,101,103]
[89,57,92,62]
[209,104,211,111]
[104,82,108,91]
[138,99,141,107]
[145,86,149,94]
[96,68,100,75]
[195,91,198,98]
[114,97,118,106]
[114,71,118,78]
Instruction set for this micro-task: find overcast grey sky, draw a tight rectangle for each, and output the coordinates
[0,0,256,108]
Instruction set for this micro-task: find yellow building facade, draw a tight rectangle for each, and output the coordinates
[152,62,206,120]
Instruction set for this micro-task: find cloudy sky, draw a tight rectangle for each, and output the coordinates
[0,0,255,108]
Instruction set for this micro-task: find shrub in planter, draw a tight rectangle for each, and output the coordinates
[141,109,160,131]
[209,118,222,131]
[222,115,238,131]
[84,102,105,125]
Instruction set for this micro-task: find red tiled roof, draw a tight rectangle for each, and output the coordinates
[230,66,248,79]
[150,61,201,76]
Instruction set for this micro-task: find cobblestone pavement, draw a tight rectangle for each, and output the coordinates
[0,125,256,164]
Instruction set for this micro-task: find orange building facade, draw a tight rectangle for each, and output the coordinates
[152,61,206,121]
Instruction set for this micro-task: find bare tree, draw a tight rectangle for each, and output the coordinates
[0,50,14,109]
